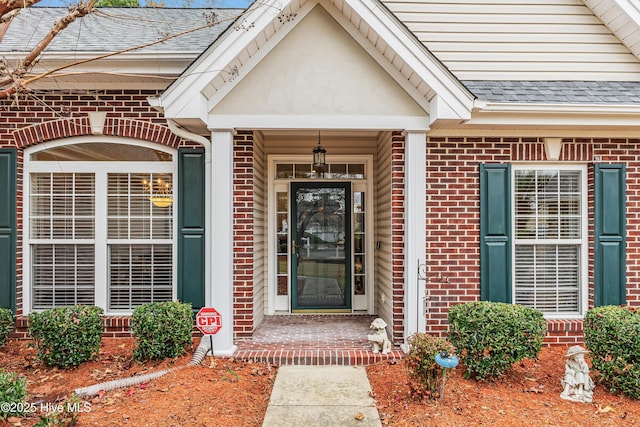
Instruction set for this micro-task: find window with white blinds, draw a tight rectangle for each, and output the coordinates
[107,173,173,310]
[513,167,586,315]
[26,140,176,313]
[30,173,96,308]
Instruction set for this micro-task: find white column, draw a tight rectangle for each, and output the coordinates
[404,130,428,341]
[209,129,237,356]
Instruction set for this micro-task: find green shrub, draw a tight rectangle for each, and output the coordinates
[33,393,83,427]
[448,301,546,380]
[29,306,104,368]
[131,301,193,361]
[0,370,28,419]
[404,333,456,400]
[0,308,14,346]
[584,305,640,399]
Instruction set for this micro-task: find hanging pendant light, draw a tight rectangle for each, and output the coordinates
[312,130,327,178]
[142,176,173,208]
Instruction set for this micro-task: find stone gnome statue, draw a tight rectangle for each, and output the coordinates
[560,345,595,403]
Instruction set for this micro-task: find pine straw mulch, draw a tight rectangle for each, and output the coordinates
[1,340,639,426]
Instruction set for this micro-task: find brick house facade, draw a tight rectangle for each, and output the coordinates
[2,3,640,354]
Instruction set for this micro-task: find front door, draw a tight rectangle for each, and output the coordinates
[291,182,351,311]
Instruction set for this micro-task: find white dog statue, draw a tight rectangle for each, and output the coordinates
[367,317,392,354]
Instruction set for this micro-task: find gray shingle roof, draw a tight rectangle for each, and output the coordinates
[463,81,640,105]
[1,7,242,53]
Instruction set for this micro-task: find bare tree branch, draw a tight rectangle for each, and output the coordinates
[0,2,261,100]
[0,1,102,98]
[0,0,41,17]
[1,12,240,99]
[23,1,99,69]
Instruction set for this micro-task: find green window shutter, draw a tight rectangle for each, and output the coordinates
[480,164,512,303]
[178,148,205,310]
[0,149,16,311]
[594,164,626,307]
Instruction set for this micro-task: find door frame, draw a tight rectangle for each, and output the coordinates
[267,154,375,315]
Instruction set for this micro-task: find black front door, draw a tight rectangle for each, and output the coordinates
[291,182,351,311]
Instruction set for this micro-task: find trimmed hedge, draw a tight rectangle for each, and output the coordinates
[131,301,193,361]
[405,333,456,400]
[448,301,546,380]
[29,306,104,368]
[0,308,13,346]
[584,305,640,399]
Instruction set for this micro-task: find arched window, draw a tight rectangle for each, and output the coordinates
[24,138,176,313]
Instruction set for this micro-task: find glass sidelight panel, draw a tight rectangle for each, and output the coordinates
[291,183,351,310]
[276,191,289,296]
[354,192,366,295]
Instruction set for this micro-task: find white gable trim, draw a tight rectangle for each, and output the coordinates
[583,0,640,60]
[340,0,473,121]
[157,0,473,129]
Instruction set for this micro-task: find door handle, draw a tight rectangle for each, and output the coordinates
[291,239,298,255]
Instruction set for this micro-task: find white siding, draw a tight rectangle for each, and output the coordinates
[253,133,266,325]
[374,132,394,327]
[382,0,640,80]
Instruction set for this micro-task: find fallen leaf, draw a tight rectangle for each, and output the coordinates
[525,377,538,382]
[354,412,365,421]
[595,405,615,415]
[139,382,149,389]
[125,389,135,396]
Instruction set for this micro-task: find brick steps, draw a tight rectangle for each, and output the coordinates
[232,314,405,366]
[233,348,404,366]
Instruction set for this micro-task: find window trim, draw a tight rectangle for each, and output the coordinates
[511,163,588,319]
[23,137,177,315]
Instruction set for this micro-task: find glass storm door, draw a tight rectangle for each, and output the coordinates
[291,182,351,311]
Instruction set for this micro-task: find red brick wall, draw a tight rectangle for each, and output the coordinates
[425,136,640,345]
[0,90,187,322]
[233,131,255,338]
[390,132,406,342]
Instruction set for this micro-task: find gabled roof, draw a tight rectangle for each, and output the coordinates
[157,0,475,131]
[3,3,640,134]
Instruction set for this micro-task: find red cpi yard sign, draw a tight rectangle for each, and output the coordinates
[196,307,222,335]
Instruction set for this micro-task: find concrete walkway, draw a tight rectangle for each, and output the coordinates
[262,366,382,427]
